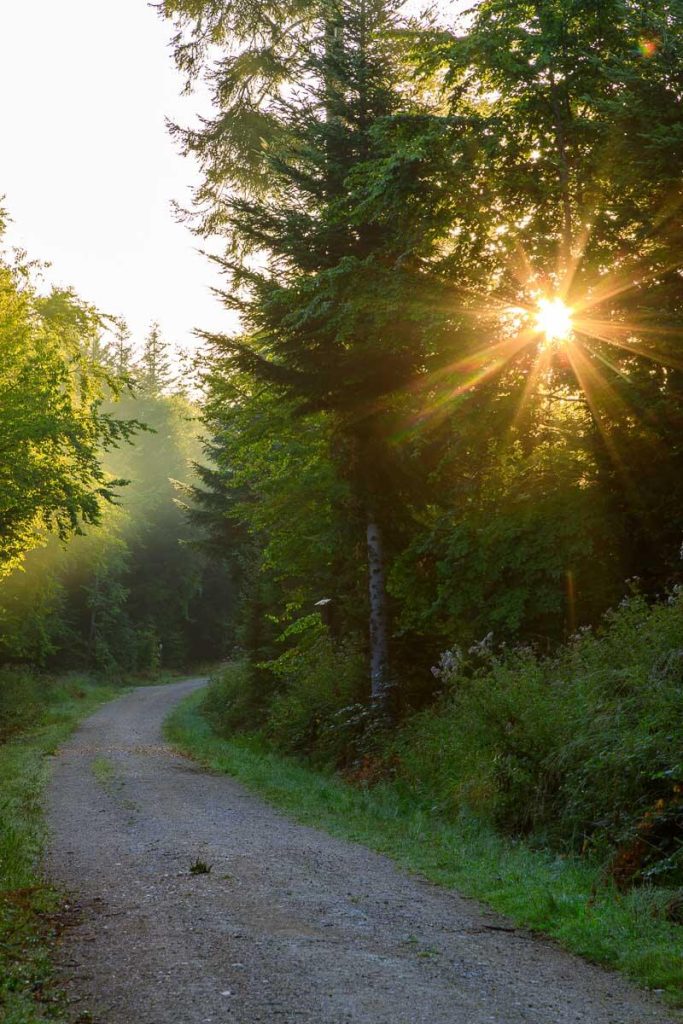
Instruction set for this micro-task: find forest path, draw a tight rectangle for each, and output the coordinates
[46,679,678,1024]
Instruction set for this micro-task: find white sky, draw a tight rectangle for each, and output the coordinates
[0,0,227,357]
[0,1,465,359]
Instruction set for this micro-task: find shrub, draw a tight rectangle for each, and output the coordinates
[0,668,45,740]
[264,617,367,766]
[201,660,264,735]
[391,591,683,883]
[0,670,98,742]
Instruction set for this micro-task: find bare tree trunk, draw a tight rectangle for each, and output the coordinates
[367,515,390,702]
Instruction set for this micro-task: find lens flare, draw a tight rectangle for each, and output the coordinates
[535,297,573,344]
[639,36,660,58]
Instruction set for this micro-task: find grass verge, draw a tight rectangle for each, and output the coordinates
[166,690,683,1007]
[0,674,130,1023]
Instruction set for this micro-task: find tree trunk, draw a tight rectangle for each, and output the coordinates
[366,515,390,702]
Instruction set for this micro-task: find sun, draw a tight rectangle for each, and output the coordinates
[535,297,574,344]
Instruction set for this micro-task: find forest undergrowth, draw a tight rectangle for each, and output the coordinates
[166,590,683,1004]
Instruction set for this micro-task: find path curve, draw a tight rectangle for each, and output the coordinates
[46,680,679,1024]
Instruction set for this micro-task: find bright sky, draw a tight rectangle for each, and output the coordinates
[0,1,464,359]
[0,0,227,357]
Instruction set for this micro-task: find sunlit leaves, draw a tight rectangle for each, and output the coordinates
[0,249,136,577]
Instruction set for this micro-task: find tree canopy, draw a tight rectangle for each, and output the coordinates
[0,246,137,578]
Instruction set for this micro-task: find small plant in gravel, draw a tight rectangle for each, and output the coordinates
[189,859,212,875]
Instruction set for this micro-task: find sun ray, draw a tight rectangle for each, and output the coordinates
[397,330,536,438]
[510,343,554,432]
[583,342,637,387]
[573,320,683,371]
[399,193,683,451]
[573,252,683,312]
[564,342,631,477]
[561,341,674,532]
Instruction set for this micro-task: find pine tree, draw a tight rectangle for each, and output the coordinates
[139,322,175,395]
[110,319,136,378]
[165,0,464,701]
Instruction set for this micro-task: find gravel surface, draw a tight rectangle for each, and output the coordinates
[46,679,680,1024]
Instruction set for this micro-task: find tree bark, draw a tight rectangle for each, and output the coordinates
[366,515,390,702]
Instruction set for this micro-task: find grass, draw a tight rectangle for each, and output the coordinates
[0,674,133,1023]
[165,690,683,1007]
[91,755,116,788]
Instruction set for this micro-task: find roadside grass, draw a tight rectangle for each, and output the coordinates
[166,690,683,1008]
[0,674,132,1023]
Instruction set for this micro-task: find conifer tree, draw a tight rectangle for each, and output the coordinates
[139,322,175,395]
[164,0,463,701]
[111,320,136,378]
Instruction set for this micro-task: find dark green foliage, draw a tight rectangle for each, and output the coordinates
[389,429,623,646]
[391,591,683,884]
[189,858,212,875]
[0,668,48,741]
[200,589,683,890]
[202,661,266,735]
[165,0,683,710]
[165,0,478,697]
[263,617,367,765]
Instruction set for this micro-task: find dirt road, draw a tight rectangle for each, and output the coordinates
[46,679,679,1024]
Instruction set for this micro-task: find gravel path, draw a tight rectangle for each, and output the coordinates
[46,679,680,1024]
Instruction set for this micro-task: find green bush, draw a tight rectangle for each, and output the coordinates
[201,621,382,767]
[264,618,367,766]
[202,660,265,735]
[0,668,49,741]
[391,591,683,883]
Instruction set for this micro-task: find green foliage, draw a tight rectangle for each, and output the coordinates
[202,660,265,734]
[392,591,683,884]
[0,669,48,742]
[198,589,683,889]
[264,619,366,764]
[166,0,683,700]
[166,0,477,697]
[0,249,138,577]
[0,314,237,675]
[390,435,620,645]
[0,551,66,666]
[103,386,209,669]
[138,321,175,396]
